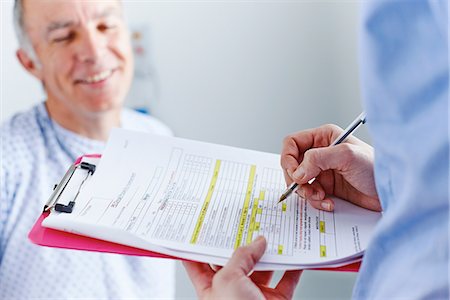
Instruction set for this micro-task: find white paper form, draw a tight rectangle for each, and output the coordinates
[43,128,381,267]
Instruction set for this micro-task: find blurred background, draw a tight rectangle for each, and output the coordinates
[1,1,367,298]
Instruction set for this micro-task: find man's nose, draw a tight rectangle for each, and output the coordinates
[76,29,106,64]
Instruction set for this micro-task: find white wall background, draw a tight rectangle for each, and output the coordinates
[1,0,367,298]
[123,1,369,153]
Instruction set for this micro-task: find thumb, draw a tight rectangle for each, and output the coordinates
[223,236,267,276]
[292,144,352,184]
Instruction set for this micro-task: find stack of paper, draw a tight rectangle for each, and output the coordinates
[42,129,381,270]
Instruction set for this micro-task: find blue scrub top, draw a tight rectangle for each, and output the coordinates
[354,0,449,298]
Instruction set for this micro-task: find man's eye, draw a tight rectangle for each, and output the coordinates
[53,32,75,43]
[98,23,117,31]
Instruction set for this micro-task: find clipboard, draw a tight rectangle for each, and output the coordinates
[29,154,174,259]
[28,154,361,272]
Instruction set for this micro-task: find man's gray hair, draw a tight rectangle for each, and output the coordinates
[13,0,39,64]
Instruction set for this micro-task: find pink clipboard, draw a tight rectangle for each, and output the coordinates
[28,154,173,259]
[28,154,360,272]
[28,211,174,259]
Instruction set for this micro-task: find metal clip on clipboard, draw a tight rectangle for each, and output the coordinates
[43,162,96,213]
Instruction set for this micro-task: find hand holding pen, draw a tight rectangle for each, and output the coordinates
[279,112,382,212]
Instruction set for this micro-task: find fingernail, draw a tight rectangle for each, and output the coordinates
[254,236,265,243]
[293,166,305,180]
[321,202,331,211]
[253,236,266,247]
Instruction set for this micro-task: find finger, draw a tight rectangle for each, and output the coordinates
[302,180,326,201]
[296,187,334,211]
[280,132,310,179]
[282,167,294,187]
[281,126,343,185]
[307,197,335,211]
[338,185,382,211]
[250,271,274,286]
[282,125,344,160]
[292,143,356,184]
[281,124,342,161]
[281,154,300,186]
[222,236,267,277]
[295,181,324,201]
[275,270,303,299]
[183,261,215,295]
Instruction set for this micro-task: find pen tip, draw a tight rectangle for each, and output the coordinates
[278,195,286,203]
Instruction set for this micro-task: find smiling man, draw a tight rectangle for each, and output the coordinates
[17,0,137,140]
[0,0,175,298]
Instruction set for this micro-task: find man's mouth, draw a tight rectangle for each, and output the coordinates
[77,69,115,84]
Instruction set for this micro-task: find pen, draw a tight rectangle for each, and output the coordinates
[278,112,367,203]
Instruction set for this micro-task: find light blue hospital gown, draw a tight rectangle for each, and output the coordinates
[0,102,176,299]
[354,0,449,298]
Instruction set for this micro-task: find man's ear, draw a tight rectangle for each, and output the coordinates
[16,49,43,80]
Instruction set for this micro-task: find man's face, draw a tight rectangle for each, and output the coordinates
[22,0,133,115]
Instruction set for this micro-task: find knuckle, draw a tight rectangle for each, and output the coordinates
[339,143,357,161]
[340,142,354,153]
[282,134,295,147]
[308,199,321,209]
[281,160,297,175]
[337,143,360,170]
[320,123,341,133]
[296,188,306,199]
[303,187,312,198]
[303,148,318,164]
[280,156,289,168]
